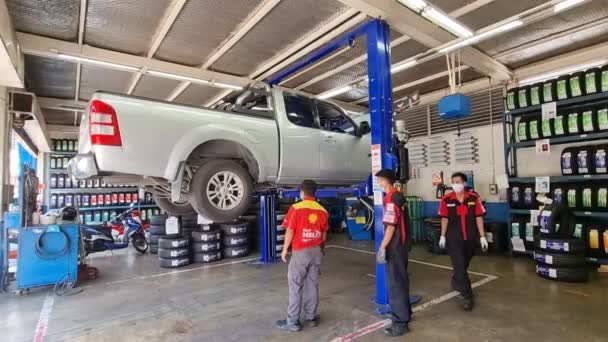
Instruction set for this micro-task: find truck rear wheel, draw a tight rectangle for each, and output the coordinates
[189,160,253,222]
[153,194,195,216]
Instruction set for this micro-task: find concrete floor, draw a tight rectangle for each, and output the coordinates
[1,234,607,342]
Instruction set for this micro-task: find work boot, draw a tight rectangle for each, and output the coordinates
[305,315,320,328]
[384,323,409,337]
[463,298,475,312]
[275,319,302,332]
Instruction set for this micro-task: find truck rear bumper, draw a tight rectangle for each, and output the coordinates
[67,153,98,179]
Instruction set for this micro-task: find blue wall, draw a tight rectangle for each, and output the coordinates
[422,201,509,223]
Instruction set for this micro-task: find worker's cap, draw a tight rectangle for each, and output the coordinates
[375,169,396,183]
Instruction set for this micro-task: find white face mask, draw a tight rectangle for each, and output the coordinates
[452,183,465,193]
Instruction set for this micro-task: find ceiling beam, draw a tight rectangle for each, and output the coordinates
[292,0,495,90]
[38,97,87,111]
[126,0,188,94]
[336,0,512,81]
[17,32,253,87]
[167,0,280,101]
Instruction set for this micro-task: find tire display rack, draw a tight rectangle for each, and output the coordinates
[503,91,608,265]
[43,149,161,224]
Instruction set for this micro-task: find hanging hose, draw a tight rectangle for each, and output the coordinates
[359,198,375,231]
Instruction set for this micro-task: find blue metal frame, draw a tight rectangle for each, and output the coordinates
[260,19,397,312]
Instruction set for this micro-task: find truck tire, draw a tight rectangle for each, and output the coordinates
[533,251,586,268]
[159,257,191,268]
[192,241,221,253]
[149,244,159,254]
[148,225,166,236]
[193,251,222,263]
[192,230,221,242]
[158,248,190,259]
[220,222,248,236]
[534,237,585,254]
[153,194,195,216]
[150,235,161,244]
[223,246,249,259]
[535,264,588,282]
[149,215,168,225]
[158,237,190,249]
[189,160,253,223]
[223,235,248,247]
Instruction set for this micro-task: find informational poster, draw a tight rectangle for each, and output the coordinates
[371,144,382,194]
[535,176,550,193]
[165,216,179,235]
[536,139,551,155]
[530,209,541,226]
[542,102,557,120]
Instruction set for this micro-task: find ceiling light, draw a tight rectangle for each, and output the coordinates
[519,59,607,85]
[423,7,474,38]
[439,20,523,53]
[396,0,427,11]
[554,0,586,13]
[391,59,418,74]
[317,86,352,100]
[57,54,139,72]
[146,70,243,90]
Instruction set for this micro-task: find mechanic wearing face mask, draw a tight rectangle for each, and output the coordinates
[438,172,488,311]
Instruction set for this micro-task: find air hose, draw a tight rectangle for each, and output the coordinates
[35,226,70,260]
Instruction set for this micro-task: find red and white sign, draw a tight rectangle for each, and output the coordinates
[432,171,443,186]
[371,144,382,173]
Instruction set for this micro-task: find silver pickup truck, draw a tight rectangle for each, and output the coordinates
[68,85,371,222]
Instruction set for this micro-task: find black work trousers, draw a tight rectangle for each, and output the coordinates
[447,239,475,299]
[386,245,411,325]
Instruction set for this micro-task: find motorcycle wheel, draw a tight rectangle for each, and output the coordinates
[132,235,149,253]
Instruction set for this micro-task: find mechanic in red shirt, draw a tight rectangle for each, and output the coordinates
[375,169,411,337]
[276,180,329,332]
[438,172,488,311]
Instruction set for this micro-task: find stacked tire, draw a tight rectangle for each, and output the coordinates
[180,215,199,238]
[148,215,169,254]
[220,222,250,259]
[158,235,191,268]
[276,213,286,255]
[191,225,223,263]
[534,205,588,282]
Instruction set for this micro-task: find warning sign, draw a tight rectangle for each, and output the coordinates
[371,144,382,174]
[432,171,443,186]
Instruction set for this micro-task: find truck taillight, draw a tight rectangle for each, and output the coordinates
[89,100,122,146]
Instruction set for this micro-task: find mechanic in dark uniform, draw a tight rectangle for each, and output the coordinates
[438,172,488,311]
[375,169,410,337]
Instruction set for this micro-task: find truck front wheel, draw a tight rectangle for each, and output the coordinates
[189,160,253,222]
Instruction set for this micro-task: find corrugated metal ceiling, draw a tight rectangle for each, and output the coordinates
[132,75,181,100]
[43,108,80,126]
[79,65,133,101]
[174,84,223,107]
[24,55,77,99]
[392,68,484,102]
[427,0,478,14]
[6,0,79,41]
[212,0,350,76]
[154,0,265,67]
[84,0,172,56]
[458,0,548,31]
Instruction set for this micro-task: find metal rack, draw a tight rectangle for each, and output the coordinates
[503,91,608,264]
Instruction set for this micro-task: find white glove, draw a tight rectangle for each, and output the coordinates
[480,237,489,252]
[439,236,446,249]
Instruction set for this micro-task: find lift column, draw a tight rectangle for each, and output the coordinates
[366,20,393,311]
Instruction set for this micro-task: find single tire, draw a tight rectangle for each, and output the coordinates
[192,241,222,253]
[153,194,196,216]
[277,233,285,242]
[158,247,190,259]
[159,257,191,268]
[193,251,222,263]
[534,237,585,254]
[149,215,168,226]
[148,225,166,236]
[535,263,588,282]
[223,245,249,258]
[533,251,586,268]
[540,205,576,238]
[181,228,197,238]
[277,225,286,233]
[189,160,253,222]
[158,237,190,249]
[132,234,149,253]
[150,244,159,254]
[223,235,249,247]
[220,222,249,236]
[192,230,221,242]
[150,235,161,244]
[181,215,199,225]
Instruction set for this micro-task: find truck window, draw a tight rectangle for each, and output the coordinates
[317,102,356,136]
[284,94,317,128]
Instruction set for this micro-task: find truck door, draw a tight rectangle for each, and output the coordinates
[276,93,320,184]
[316,102,370,182]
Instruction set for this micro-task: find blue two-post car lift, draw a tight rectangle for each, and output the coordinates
[258,19,417,313]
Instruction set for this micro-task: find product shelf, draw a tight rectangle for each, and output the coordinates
[586,257,608,265]
[507,91,608,117]
[509,175,608,183]
[506,131,608,149]
[50,151,77,156]
[49,187,138,193]
[510,208,608,219]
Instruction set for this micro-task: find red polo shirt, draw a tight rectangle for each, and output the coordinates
[282,197,329,251]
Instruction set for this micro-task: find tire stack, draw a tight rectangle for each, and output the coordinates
[180,214,199,238]
[534,205,588,282]
[148,215,169,254]
[158,235,191,268]
[221,222,250,259]
[276,213,286,256]
[191,225,223,263]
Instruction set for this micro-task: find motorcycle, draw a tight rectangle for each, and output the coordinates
[81,204,149,256]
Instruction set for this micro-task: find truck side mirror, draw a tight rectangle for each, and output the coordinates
[359,121,371,135]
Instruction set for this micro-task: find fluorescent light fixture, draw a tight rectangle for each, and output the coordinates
[519,59,607,85]
[554,0,585,13]
[57,54,139,72]
[146,70,242,90]
[396,0,427,11]
[317,85,352,100]
[391,59,418,74]
[423,7,473,38]
[439,20,523,53]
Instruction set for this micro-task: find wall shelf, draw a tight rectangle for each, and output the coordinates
[510,208,608,219]
[507,91,608,117]
[509,175,608,183]
[507,131,608,149]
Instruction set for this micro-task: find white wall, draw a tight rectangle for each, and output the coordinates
[406,123,505,202]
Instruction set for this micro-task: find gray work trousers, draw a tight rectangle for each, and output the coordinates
[287,246,323,323]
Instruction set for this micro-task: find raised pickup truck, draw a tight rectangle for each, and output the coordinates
[68,85,371,222]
